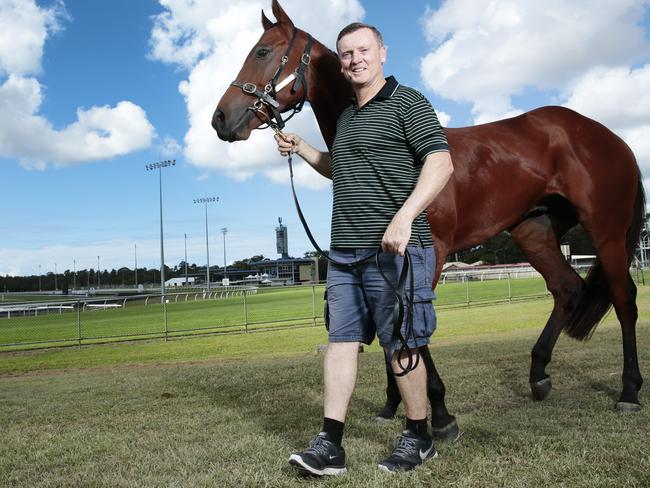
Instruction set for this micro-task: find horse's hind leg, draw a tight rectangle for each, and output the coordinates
[591,238,642,411]
[510,213,584,400]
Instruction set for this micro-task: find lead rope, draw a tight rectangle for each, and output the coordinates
[272,125,420,375]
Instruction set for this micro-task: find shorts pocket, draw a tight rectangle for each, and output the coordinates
[406,246,436,302]
[323,289,330,331]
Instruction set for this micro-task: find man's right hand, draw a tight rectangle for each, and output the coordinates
[274,132,302,157]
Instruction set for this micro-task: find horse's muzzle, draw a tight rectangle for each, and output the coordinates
[212,107,252,142]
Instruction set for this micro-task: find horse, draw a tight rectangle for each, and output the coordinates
[212,0,645,432]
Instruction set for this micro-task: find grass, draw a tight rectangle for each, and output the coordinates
[1,289,649,486]
[0,277,550,350]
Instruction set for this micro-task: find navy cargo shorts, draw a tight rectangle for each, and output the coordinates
[325,245,437,353]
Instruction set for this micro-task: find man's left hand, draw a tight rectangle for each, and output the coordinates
[381,213,412,255]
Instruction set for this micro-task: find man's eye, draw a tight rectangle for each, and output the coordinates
[256,48,271,59]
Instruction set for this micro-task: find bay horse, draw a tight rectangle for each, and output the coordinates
[212,0,645,432]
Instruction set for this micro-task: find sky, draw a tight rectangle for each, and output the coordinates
[1,0,650,278]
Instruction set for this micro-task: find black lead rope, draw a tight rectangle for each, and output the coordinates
[286,152,420,376]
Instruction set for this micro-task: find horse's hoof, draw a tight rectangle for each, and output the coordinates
[616,401,641,414]
[431,419,461,442]
[530,377,552,401]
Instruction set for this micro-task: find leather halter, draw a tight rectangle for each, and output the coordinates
[230,27,313,130]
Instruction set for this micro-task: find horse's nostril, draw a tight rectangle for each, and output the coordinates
[212,109,226,131]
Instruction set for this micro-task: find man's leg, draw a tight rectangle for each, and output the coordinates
[378,347,438,473]
[324,341,361,421]
[288,341,358,476]
[391,348,428,420]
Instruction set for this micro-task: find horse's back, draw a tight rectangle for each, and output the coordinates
[429,106,639,250]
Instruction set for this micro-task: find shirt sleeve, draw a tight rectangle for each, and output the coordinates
[402,93,449,165]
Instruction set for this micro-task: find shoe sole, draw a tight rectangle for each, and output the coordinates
[377,450,439,473]
[288,454,347,476]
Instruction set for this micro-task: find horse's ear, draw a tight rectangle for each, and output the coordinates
[271,0,294,27]
[261,9,274,30]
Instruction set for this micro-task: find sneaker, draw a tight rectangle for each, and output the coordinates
[378,429,438,472]
[288,432,347,476]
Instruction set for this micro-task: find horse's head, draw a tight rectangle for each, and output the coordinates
[213,0,313,142]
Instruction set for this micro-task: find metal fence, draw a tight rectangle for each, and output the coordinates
[1,266,647,351]
[0,284,326,350]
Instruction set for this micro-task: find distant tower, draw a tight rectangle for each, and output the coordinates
[276,217,289,259]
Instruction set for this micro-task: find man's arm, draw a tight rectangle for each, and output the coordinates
[274,133,332,179]
[381,151,453,255]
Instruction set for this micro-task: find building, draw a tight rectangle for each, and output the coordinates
[165,277,196,287]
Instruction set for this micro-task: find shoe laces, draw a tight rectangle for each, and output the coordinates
[392,434,419,458]
[306,435,332,457]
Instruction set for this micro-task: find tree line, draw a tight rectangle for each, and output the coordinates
[1,226,595,293]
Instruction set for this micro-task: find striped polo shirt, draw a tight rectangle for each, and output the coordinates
[330,76,449,248]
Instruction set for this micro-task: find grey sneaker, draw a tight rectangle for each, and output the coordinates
[288,432,347,476]
[378,429,438,472]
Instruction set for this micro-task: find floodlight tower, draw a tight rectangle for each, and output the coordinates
[145,159,176,296]
[221,227,228,282]
[193,197,218,291]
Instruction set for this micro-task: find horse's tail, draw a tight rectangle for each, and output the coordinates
[564,172,645,341]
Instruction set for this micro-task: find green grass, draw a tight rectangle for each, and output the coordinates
[1,278,550,350]
[1,293,649,487]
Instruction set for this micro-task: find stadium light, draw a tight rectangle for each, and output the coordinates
[194,197,219,291]
[145,159,176,296]
[222,227,228,283]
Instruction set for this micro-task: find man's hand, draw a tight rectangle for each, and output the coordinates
[381,212,412,255]
[274,132,301,157]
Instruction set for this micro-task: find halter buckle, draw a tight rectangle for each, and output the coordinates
[301,53,311,65]
[242,82,257,94]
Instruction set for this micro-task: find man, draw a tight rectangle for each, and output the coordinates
[276,22,453,475]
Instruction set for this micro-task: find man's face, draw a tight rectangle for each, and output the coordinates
[337,28,387,88]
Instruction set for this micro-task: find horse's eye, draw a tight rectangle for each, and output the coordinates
[256,47,271,59]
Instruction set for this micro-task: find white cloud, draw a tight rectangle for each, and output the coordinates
[420,0,650,123]
[149,0,364,189]
[0,0,67,77]
[0,0,155,169]
[0,76,155,169]
[436,110,450,127]
[159,135,183,157]
[564,64,650,175]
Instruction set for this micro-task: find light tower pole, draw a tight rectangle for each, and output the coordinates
[145,159,176,297]
[38,264,42,291]
[221,227,228,283]
[184,233,188,287]
[194,197,218,291]
[54,262,58,291]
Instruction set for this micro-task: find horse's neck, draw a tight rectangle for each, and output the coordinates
[307,41,352,150]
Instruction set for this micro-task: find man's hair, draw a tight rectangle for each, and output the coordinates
[336,22,384,48]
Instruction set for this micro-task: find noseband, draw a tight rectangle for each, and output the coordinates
[230,27,313,131]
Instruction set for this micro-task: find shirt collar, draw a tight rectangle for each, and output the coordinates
[351,76,399,108]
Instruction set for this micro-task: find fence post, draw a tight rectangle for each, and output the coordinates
[77,300,82,348]
[163,295,168,341]
[243,289,248,333]
[507,272,512,302]
[312,284,317,326]
[465,276,470,306]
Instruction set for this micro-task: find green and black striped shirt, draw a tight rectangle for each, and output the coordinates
[330,76,449,248]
